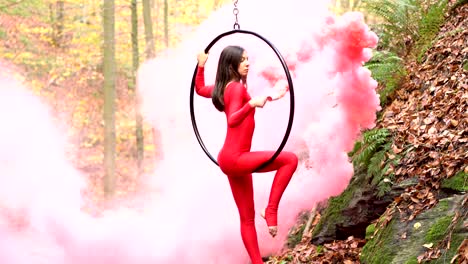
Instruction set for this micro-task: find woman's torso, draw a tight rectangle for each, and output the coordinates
[218,82,255,168]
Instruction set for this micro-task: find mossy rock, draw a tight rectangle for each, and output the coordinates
[311,172,366,244]
[361,216,398,264]
[360,195,466,264]
[311,174,415,244]
[441,171,467,193]
[428,225,466,264]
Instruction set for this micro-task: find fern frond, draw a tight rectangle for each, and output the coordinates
[376,180,392,197]
[349,141,363,157]
[369,149,386,179]
[363,128,390,144]
[416,0,448,61]
[355,141,379,167]
[366,51,406,106]
[353,128,391,168]
[360,0,424,55]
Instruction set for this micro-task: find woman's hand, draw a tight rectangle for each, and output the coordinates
[197,52,209,67]
[269,80,289,101]
[249,96,269,108]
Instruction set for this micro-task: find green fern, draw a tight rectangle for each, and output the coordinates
[416,0,448,62]
[376,176,393,197]
[366,51,406,106]
[360,0,421,55]
[368,143,390,181]
[352,128,391,168]
[351,128,397,197]
[369,142,397,197]
[361,0,449,60]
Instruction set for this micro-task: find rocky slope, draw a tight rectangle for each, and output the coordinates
[267,2,467,264]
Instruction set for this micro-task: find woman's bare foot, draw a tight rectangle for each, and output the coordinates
[261,208,277,237]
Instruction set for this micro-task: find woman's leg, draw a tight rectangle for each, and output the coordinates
[227,174,264,264]
[234,151,298,229]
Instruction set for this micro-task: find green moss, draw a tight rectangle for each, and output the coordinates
[405,257,418,264]
[366,224,376,239]
[425,215,453,243]
[312,184,355,236]
[434,199,450,212]
[430,221,466,263]
[287,224,305,248]
[441,171,467,192]
[432,198,454,215]
[437,199,449,211]
[360,218,397,264]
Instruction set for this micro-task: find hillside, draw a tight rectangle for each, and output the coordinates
[267,2,467,263]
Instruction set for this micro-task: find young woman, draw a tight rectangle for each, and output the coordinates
[195,45,298,264]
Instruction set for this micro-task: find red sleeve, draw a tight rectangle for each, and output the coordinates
[195,66,213,98]
[224,83,254,128]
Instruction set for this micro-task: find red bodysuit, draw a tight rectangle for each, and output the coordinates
[195,66,298,264]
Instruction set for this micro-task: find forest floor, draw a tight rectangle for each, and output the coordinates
[266,3,467,264]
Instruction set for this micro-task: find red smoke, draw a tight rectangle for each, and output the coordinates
[0,0,379,263]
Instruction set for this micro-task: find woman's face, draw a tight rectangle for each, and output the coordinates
[237,51,249,78]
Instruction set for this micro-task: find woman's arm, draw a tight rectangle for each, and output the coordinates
[195,66,214,98]
[224,83,254,127]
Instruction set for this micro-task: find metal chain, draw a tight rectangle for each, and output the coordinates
[233,0,240,30]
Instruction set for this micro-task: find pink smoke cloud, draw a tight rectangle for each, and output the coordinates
[0,0,380,263]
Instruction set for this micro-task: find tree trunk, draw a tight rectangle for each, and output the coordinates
[342,0,350,10]
[142,0,155,58]
[143,0,161,160]
[352,0,361,10]
[103,0,116,197]
[56,1,64,46]
[131,0,144,176]
[49,0,65,47]
[164,0,169,48]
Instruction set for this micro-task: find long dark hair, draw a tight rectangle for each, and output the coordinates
[212,45,245,112]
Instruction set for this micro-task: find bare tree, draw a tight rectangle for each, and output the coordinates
[142,0,162,161]
[49,0,65,47]
[142,0,155,58]
[103,0,116,196]
[131,0,144,176]
[164,0,169,47]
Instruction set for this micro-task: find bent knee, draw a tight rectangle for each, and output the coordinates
[283,151,298,167]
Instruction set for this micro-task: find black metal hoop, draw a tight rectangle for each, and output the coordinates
[190,29,295,172]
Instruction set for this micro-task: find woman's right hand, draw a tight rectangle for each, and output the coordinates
[249,96,269,108]
[197,52,209,67]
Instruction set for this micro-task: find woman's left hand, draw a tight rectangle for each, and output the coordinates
[197,52,209,67]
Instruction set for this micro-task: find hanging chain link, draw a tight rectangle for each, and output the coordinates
[233,0,240,30]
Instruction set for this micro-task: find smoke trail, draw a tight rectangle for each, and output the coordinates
[0,73,84,264]
[0,0,379,263]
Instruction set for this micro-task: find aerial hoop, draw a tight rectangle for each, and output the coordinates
[189,29,295,172]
